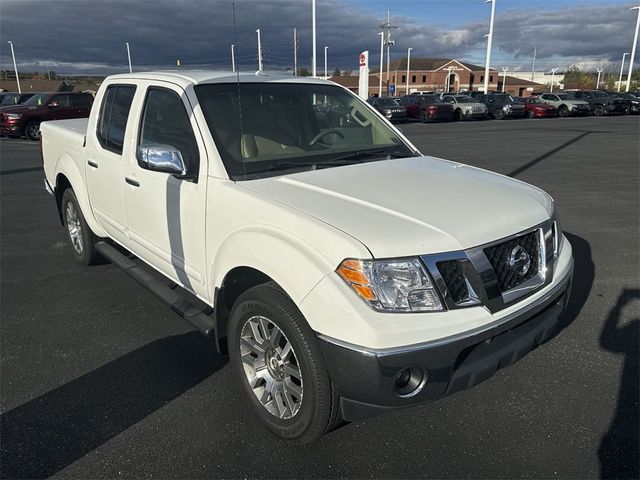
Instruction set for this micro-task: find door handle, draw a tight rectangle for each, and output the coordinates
[125,177,140,187]
[87,160,98,168]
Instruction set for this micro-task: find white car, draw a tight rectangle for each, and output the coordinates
[538,93,591,117]
[41,71,574,444]
[440,94,488,121]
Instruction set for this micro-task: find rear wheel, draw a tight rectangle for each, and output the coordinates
[228,282,341,444]
[528,110,535,119]
[25,121,41,141]
[61,189,100,265]
[593,105,604,116]
[419,111,428,123]
[453,109,462,121]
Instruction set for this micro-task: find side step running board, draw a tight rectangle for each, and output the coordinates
[95,241,217,337]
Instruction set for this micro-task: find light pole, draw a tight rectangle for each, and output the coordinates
[483,0,496,94]
[125,42,132,73]
[231,44,236,72]
[324,46,328,79]
[501,66,508,93]
[596,68,603,90]
[293,28,297,76]
[378,32,384,97]
[531,46,537,81]
[405,47,412,94]
[626,6,640,92]
[7,41,21,93]
[256,29,263,71]
[618,52,629,91]
[312,0,317,77]
[550,67,558,93]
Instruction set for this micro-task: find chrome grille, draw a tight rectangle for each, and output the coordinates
[483,230,540,292]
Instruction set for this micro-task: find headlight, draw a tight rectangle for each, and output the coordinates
[5,113,22,119]
[383,109,392,117]
[570,105,577,110]
[503,104,512,112]
[337,258,444,312]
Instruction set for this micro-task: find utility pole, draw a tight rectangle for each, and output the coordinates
[483,0,496,94]
[7,41,21,93]
[256,29,263,71]
[626,6,640,92]
[324,46,328,79]
[618,52,629,91]
[550,67,558,93]
[231,44,236,72]
[531,46,537,81]
[378,32,384,97]
[125,42,132,73]
[501,66,508,92]
[293,28,297,76]
[312,0,317,77]
[406,47,412,95]
[596,68,603,90]
[380,9,398,95]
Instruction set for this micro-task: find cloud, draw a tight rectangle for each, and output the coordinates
[0,0,636,74]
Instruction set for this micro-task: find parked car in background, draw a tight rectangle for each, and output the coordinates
[567,90,627,116]
[472,93,526,120]
[0,92,35,108]
[516,97,558,118]
[609,92,639,114]
[538,93,591,117]
[0,92,93,140]
[399,95,454,122]
[366,96,407,123]
[439,94,488,121]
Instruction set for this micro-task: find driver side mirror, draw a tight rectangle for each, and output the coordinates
[136,144,190,178]
[47,102,59,108]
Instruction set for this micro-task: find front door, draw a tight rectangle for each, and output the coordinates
[123,82,208,298]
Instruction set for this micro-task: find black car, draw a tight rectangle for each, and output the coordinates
[0,92,35,108]
[568,90,627,116]
[473,93,526,119]
[610,92,640,114]
[366,97,407,123]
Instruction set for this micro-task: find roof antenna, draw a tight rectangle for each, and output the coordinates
[232,2,246,180]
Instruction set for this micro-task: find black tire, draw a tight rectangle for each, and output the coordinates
[558,105,569,117]
[495,109,504,120]
[228,282,341,444]
[61,189,100,265]
[419,111,428,123]
[25,121,41,141]
[453,109,462,121]
[528,110,535,119]
[624,105,630,115]
[593,105,604,116]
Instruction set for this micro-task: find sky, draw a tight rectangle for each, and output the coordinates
[0,0,638,76]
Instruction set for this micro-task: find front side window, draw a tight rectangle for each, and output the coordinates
[195,82,414,180]
[96,85,136,154]
[139,88,200,175]
[50,95,71,107]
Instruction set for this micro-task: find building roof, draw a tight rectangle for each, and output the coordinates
[328,75,386,88]
[503,76,545,87]
[0,79,69,92]
[374,57,491,72]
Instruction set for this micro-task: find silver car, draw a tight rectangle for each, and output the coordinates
[539,93,591,117]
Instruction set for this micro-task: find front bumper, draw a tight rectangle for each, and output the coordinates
[604,104,627,115]
[317,258,573,422]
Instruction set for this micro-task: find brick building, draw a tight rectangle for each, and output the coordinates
[374,57,500,94]
[328,74,387,97]
[499,76,546,98]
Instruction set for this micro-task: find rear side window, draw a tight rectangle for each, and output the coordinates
[71,94,93,107]
[139,88,199,174]
[96,85,136,155]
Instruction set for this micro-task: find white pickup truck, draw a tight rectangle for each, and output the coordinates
[42,71,573,443]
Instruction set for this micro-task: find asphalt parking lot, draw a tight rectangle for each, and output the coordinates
[1,116,638,479]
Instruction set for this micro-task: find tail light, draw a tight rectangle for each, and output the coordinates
[427,105,438,111]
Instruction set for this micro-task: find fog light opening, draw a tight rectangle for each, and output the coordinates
[393,366,427,398]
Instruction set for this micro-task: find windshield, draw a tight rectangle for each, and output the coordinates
[593,91,609,98]
[24,93,49,106]
[491,94,512,102]
[455,96,475,103]
[376,98,399,107]
[195,83,414,180]
[0,94,20,106]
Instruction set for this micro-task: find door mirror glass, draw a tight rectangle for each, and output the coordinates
[48,102,59,108]
[136,144,187,177]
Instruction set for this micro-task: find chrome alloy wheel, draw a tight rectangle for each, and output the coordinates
[240,315,303,419]
[65,201,83,254]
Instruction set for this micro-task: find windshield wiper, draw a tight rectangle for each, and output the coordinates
[326,147,407,164]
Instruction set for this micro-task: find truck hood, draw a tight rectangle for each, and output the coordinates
[0,104,40,113]
[240,156,553,258]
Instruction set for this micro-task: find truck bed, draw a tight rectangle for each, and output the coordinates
[41,118,89,189]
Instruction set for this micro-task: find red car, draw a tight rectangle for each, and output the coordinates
[399,94,454,122]
[517,97,558,118]
[1,91,93,140]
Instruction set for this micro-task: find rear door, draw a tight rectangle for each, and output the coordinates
[86,84,137,245]
[70,94,93,118]
[123,82,208,297]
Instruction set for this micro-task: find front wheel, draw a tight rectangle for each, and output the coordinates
[419,111,428,123]
[558,105,569,117]
[61,189,100,265]
[25,121,41,141]
[495,109,504,120]
[453,109,462,121]
[228,283,341,444]
[528,110,535,119]
[593,105,604,116]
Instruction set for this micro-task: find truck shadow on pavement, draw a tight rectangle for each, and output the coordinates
[598,288,639,480]
[0,331,227,479]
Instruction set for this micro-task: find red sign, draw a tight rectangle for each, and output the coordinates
[359,53,366,67]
